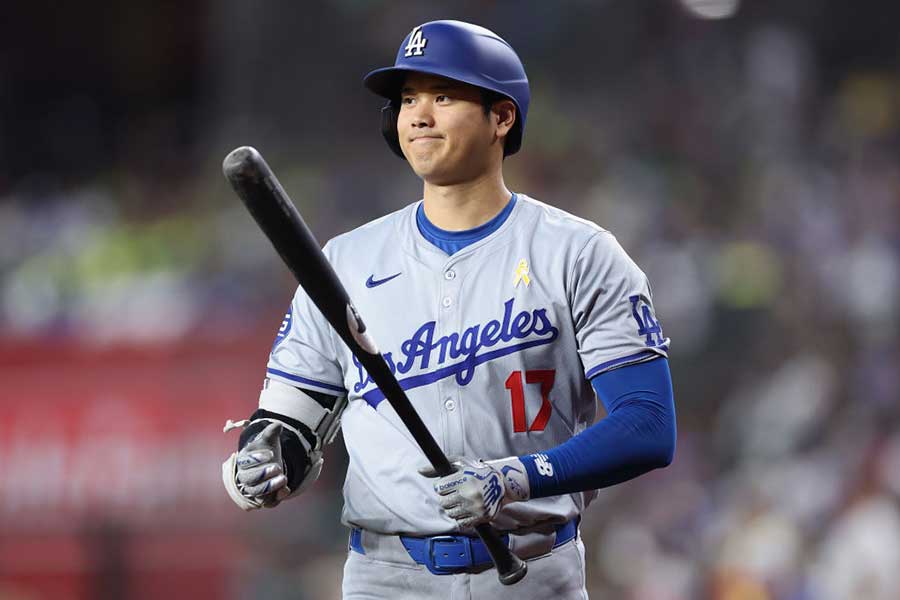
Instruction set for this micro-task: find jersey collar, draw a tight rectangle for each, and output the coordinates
[415,194,517,256]
[397,193,527,269]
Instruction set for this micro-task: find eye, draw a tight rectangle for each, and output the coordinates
[401,96,415,106]
[435,94,450,103]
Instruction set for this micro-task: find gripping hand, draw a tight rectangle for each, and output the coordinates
[419,457,530,529]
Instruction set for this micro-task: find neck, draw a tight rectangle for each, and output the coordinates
[421,170,511,231]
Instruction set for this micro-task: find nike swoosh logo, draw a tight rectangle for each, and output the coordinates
[365,272,402,288]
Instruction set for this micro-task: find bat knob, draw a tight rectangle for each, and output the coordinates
[498,555,528,585]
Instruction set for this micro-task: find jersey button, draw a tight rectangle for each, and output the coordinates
[442,296,452,308]
[444,399,456,411]
[444,269,456,280]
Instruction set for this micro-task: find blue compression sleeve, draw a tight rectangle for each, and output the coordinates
[519,357,676,498]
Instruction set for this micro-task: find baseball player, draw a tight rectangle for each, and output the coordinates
[222,20,676,599]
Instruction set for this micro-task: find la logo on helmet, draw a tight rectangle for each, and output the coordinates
[404,26,427,57]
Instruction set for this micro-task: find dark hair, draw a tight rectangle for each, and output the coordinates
[480,89,506,116]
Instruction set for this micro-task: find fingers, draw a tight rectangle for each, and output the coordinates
[257,421,282,443]
[237,462,283,486]
[236,430,286,498]
[438,494,462,511]
[242,473,288,497]
[237,454,285,494]
[245,422,282,451]
[236,449,274,469]
[445,504,470,521]
[441,497,479,529]
[435,489,475,523]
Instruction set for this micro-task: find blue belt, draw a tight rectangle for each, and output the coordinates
[349,519,578,575]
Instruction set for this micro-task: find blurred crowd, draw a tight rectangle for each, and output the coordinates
[2,1,898,598]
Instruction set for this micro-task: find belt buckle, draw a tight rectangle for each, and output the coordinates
[423,535,473,575]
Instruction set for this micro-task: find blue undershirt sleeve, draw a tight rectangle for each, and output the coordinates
[519,357,676,499]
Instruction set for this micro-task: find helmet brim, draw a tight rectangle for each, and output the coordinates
[363,64,500,101]
[363,66,409,100]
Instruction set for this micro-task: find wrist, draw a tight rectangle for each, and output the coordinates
[517,452,557,499]
[486,456,530,503]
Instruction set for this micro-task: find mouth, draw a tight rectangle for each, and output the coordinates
[410,135,443,143]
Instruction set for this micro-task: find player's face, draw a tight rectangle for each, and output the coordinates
[397,73,507,186]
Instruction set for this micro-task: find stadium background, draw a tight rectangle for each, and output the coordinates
[2,1,899,598]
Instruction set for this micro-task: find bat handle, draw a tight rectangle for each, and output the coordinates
[474,523,528,585]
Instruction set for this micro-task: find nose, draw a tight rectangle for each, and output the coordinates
[408,99,435,128]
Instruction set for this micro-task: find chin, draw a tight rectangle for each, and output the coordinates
[406,150,477,186]
[413,166,450,185]
[409,155,451,182]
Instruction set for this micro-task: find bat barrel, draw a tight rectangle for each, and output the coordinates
[222,146,263,181]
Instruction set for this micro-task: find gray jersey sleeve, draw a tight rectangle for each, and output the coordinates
[266,248,347,396]
[569,231,669,379]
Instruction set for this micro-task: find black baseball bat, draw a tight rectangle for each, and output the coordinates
[222,146,527,585]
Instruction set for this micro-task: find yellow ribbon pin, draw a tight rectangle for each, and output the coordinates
[514,259,531,288]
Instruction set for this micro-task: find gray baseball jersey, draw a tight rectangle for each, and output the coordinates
[264,194,668,535]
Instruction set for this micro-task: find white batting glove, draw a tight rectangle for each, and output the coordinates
[222,421,291,510]
[419,457,531,529]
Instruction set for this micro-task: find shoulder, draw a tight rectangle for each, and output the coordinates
[516,194,642,279]
[322,202,417,258]
[515,194,615,252]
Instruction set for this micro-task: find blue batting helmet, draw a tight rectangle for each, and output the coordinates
[363,20,530,158]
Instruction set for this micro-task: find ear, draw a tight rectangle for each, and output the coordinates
[492,99,517,140]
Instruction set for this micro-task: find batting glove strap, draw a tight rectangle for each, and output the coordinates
[485,456,531,503]
[258,379,349,450]
[287,449,323,498]
[254,379,350,492]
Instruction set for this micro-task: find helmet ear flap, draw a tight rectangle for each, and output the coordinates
[380,101,406,159]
